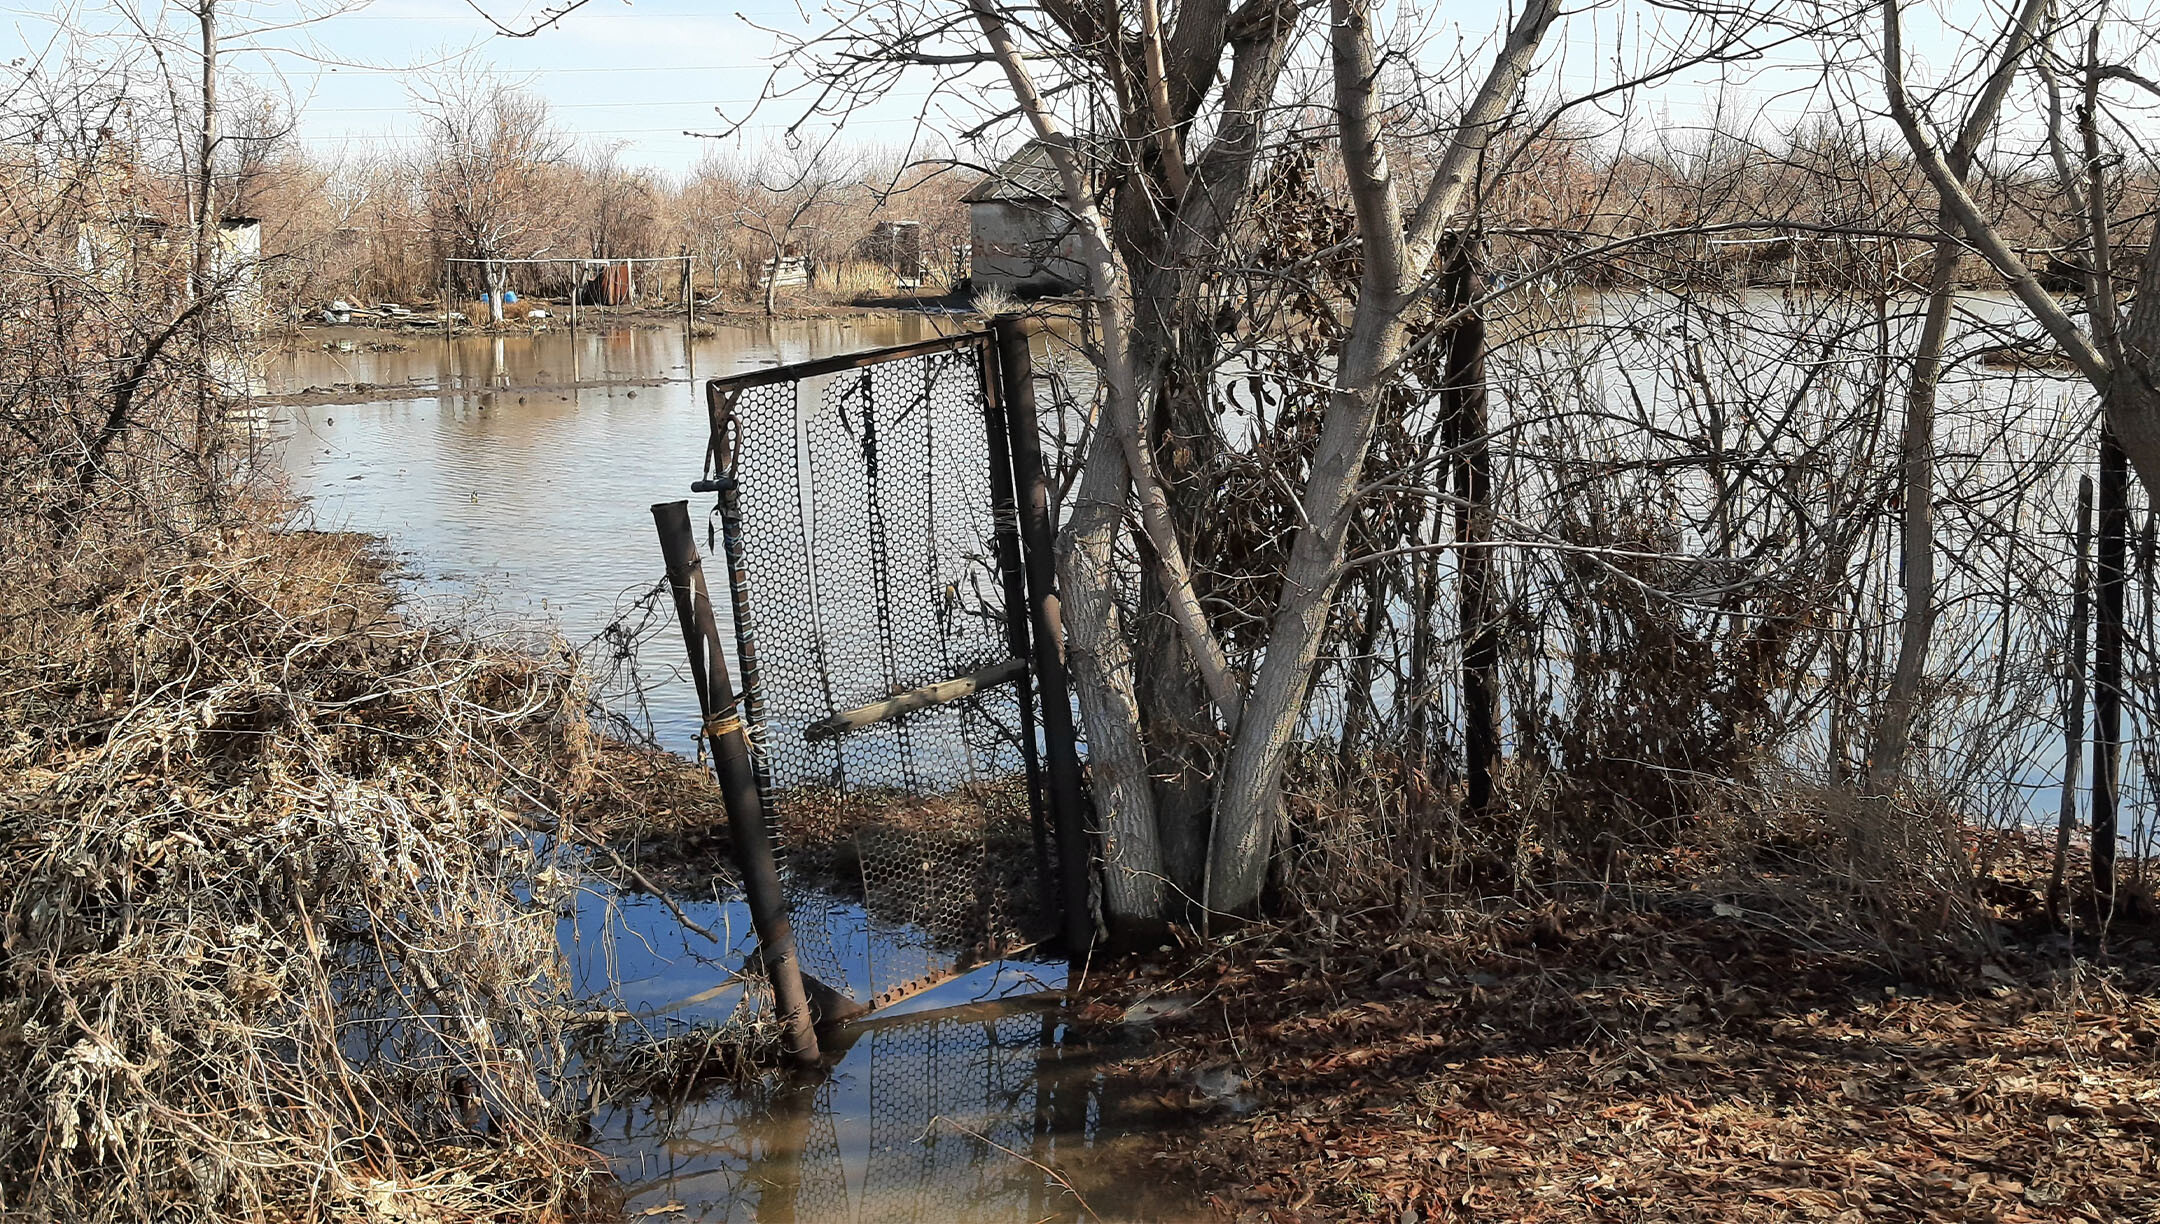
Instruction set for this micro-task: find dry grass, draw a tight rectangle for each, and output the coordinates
[617,774,1046,958]
[0,510,612,1221]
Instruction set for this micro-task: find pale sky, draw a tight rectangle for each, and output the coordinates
[7,0,960,170]
[0,0,2051,181]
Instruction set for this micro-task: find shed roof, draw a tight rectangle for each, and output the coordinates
[962,140,1096,203]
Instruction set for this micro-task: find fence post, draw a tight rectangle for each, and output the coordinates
[682,246,694,332]
[976,335,1053,917]
[706,386,775,812]
[992,316,1092,957]
[652,499,822,1064]
[2052,475,2093,919]
[2095,429,2127,913]
[1444,241,1498,820]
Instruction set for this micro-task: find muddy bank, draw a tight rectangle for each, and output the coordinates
[257,373,680,409]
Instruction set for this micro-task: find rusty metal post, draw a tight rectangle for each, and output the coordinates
[977,335,1053,916]
[992,316,1092,956]
[1445,244,1498,819]
[652,499,821,1064]
[681,246,695,332]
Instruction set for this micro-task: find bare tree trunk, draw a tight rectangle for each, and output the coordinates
[1058,434,1165,932]
[192,0,218,304]
[191,0,220,505]
[1134,562,1215,908]
[1119,6,1302,917]
[970,0,1171,928]
[1866,0,2039,789]
[1205,0,1556,915]
[1865,232,1957,789]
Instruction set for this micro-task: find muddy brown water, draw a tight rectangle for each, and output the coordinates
[266,319,1204,1222]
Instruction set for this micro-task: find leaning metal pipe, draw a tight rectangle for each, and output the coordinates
[651,499,821,1064]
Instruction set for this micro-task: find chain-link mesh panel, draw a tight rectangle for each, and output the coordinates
[711,336,1045,1007]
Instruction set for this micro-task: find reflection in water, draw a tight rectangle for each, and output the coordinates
[567,879,1187,1223]
[602,998,1174,1223]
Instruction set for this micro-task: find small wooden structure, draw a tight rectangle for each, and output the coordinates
[963,143,1091,295]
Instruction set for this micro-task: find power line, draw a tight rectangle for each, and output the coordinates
[226,62,775,77]
[288,115,933,142]
[303,95,931,113]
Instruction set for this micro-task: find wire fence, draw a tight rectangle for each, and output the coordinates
[709,333,1051,1009]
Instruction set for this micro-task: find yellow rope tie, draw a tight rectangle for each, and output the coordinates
[702,713,743,739]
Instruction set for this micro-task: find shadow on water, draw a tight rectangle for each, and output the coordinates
[566,881,1202,1224]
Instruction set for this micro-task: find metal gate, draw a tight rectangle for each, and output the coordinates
[677,324,1086,1042]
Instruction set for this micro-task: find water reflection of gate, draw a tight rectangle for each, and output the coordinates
[703,327,1084,1014]
[610,999,1114,1223]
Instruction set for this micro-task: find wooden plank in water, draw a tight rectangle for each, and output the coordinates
[804,658,1027,741]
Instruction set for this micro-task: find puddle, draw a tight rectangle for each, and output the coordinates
[565,879,1200,1222]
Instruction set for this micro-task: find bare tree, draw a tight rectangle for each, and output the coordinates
[1866,0,2051,791]
[729,0,1802,934]
[1878,0,2160,901]
[733,142,860,315]
[412,77,568,322]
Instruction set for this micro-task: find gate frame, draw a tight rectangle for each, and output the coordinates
[697,325,1092,1005]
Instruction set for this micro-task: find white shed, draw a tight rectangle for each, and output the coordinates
[963,143,1091,296]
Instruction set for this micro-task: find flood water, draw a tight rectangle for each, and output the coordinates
[264,318,1202,1222]
[565,883,1185,1223]
[263,317,965,750]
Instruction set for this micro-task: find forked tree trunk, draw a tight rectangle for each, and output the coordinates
[1205,0,1556,915]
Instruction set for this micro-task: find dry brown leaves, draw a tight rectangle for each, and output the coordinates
[1084,879,2160,1223]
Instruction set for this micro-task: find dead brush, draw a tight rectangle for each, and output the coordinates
[585,1019,785,1106]
[0,520,612,1221]
[1690,773,1993,957]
